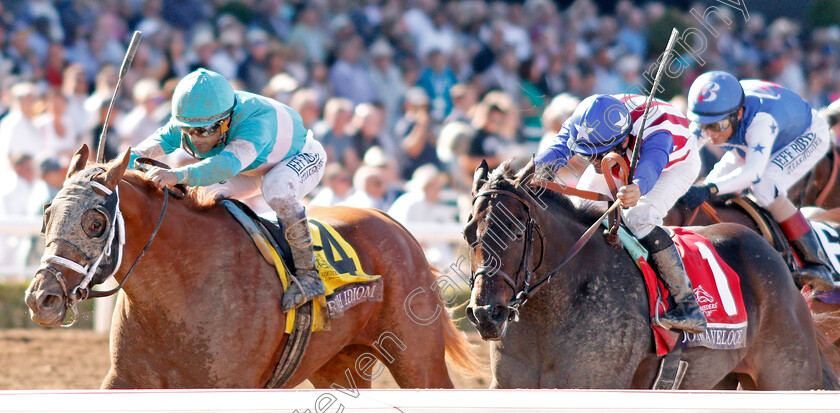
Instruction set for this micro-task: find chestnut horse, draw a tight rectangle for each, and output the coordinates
[666,200,840,347]
[788,146,840,209]
[465,159,838,389]
[25,145,476,388]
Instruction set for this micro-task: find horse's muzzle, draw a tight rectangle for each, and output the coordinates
[466,304,510,341]
[25,269,67,327]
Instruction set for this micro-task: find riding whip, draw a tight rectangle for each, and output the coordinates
[627,28,680,183]
[96,30,142,163]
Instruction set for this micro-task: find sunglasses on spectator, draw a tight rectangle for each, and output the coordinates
[181,119,225,137]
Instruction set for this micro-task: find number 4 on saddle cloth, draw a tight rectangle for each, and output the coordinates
[222,200,383,333]
[613,224,748,356]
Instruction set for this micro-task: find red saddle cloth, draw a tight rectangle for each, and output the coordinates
[641,227,748,355]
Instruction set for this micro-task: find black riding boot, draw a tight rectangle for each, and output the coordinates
[641,227,707,334]
[781,212,836,292]
[276,206,325,312]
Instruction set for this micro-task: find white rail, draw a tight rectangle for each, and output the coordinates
[0,389,838,412]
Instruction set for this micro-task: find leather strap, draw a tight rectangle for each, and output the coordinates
[699,202,722,224]
[530,180,612,202]
[652,338,688,390]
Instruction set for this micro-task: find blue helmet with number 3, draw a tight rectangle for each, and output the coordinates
[570,94,631,156]
[687,71,744,124]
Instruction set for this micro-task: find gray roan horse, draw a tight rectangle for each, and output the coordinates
[464,159,839,389]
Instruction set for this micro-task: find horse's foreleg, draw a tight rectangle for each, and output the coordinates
[101,369,138,389]
[308,345,374,390]
[381,329,453,388]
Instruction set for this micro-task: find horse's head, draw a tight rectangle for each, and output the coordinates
[25,144,131,327]
[464,158,549,340]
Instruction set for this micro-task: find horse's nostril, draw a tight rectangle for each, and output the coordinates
[490,305,508,322]
[466,306,478,325]
[42,294,62,309]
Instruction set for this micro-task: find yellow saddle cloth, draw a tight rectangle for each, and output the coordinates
[262,219,383,333]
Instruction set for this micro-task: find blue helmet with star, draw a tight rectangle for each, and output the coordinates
[687,71,744,124]
[570,94,632,156]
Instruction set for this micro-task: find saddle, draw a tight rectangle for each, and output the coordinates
[220,199,384,388]
[611,222,749,390]
[221,199,384,328]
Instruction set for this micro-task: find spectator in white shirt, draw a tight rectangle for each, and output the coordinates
[118,78,165,150]
[36,88,81,161]
[388,164,450,224]
[340,165,390,211]
[0,82,43,172]
[310,163,354,207]
[387,163,455,267]
[0,154,36,270]
[24,157,66,266]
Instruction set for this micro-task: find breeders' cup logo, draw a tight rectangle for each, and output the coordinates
[697,82,720,102]
[694,285,718,316]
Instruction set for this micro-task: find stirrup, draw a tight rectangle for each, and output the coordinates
[282,271,325,312]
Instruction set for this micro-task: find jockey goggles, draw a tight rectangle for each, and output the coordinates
[588,138,629,164]
[698,112,736,133]
[181,119,226,137]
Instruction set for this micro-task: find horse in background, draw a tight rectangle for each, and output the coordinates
[788,147,840,209]
[465,159,839,389]
[25,144,477,388]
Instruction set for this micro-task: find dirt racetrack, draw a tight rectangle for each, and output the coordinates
[0,329,492,390]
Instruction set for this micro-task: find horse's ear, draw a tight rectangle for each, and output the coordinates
[66,144,90,180]
[514,156,536,187]
[103,148,132,191]
[472,159,490,196]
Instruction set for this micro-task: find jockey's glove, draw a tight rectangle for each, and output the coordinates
[679,183,718,210]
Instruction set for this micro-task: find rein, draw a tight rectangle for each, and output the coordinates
[471,154,628,318]
[685,201,723,226]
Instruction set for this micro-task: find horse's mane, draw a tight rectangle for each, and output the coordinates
[482,160,604,225]
[120,169,218,211]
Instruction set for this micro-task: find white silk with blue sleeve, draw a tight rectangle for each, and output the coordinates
[702,80,830,206]
[536,95,701,238]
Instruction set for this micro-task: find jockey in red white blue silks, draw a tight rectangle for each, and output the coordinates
[536,94,706,334]
[683,70,836,292]
[130,68,327,311]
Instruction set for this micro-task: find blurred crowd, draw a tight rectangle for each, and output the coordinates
[2,0,840,271]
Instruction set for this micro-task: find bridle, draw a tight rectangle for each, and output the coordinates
[470,188,545,321]
[469,154,629,320]
[37,159,182,326]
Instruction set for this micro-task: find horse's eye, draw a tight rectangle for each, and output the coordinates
[81,210,107,238]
